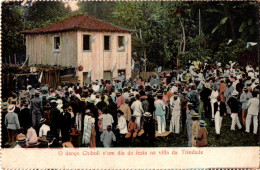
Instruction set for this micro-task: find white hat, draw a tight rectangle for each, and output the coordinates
[8,105,15,113]
[231,90,239,96]
[27,85,32,90]
[143,112,152,117]
[56,99,63,109]
[255,79,259,84]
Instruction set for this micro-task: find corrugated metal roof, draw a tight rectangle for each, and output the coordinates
[24,14,132,34]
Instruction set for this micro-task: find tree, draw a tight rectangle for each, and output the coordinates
[24,1,73,29]
[2,2,25,59]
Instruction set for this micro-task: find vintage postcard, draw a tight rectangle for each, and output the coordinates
[1,0,259,169]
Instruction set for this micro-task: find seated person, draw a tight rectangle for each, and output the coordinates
[26,125,38,146]
[39,118,50,138]
[125,116,138,142]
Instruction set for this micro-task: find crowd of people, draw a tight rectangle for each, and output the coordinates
[1,61,259,148]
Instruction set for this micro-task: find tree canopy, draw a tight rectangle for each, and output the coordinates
[2,1,258,70]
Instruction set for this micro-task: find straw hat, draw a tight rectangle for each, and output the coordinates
[143,112,152,117]
[1,102,9,110]
[157,92,163,97]
[199,120,207,127]
[231,90,239,96]
[192,113,199,118]
[40,118,46,124]
[8,105,15,113]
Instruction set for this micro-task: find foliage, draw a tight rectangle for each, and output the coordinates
[213,39,246,64]
[1,1,258,70]
[2,2,25,57]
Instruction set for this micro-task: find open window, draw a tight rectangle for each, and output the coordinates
[83,35,91,51]
[118,36,125,51]
[54,37,60,50]
[104,36,110,51]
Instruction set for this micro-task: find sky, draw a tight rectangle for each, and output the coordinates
[65,1,79,11]
[21,0,79,11]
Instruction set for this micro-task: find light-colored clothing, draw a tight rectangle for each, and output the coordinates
[117,116,128,134]
[39,124,50,137]
[231,113,242,130]
[131,100,143,130]
[5,112,20,130]
[119,104,132,122]
[214,111,223,134]
[240,92,253,110]
[247,98,259,116]
[192,120,200,147]
[246,98,259,134]
[186,110,194,147]
[197,127,208,147]
[170,97,180,134]
[155,99,166,134]
[98,114,114,130]
[26,127,38,145]
[131,100,144,116]
[210,90,219,119]
[82,115,95,144]
[100,131,116,147]
[245,115,258,134]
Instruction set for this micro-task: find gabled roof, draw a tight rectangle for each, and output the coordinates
[24,14,132,34]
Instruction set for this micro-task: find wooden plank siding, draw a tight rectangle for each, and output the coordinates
[26,32,78,67]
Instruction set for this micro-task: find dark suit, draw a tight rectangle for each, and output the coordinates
[60,111,71,142]
[214,102,226,117]
[50,108,60,139]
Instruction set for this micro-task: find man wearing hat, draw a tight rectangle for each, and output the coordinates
[186,102,195,146]
[19,102,31,131]
[82,109,95,147]
[142,112,155,146]
[228,90,242,131]
[180,91,188,133]
[2,102,9,146]
[50,99,61,139]
[116,92,125,109]
[246,91,259,135]
[5,105,20,145]
[170,93,181,134]
[187,86,199,113]
[240,87,253,126]
[214,96,226,138]
[131,94,144,130]
[60,103,72,143]
[119,98,132,123]
[14,135,27,148]
[43,103,51,125]
[30,91,43,131]
[39,118,50,138]
[191,113,200,147]
[116,110,128,145]
[154,92,166,134]
[196,120,208,147]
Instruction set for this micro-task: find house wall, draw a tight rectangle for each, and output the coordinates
[26,32,78,67]
[76,31,131,85]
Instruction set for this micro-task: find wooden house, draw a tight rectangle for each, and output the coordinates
[24,14,132,85]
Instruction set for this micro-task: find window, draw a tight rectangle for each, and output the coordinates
[54,37,60,50]
[118,36,125,51]
[83,35,91,51]
[104,36,110,50]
